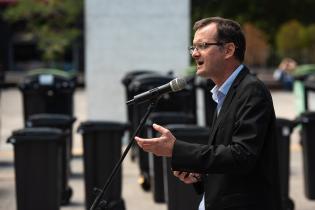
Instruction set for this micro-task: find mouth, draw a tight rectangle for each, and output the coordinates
[196,60,204,68]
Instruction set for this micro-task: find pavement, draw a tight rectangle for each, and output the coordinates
[1,88,315,210]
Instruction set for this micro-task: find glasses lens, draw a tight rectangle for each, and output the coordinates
[199,43,208,50]
[189,46,195,54]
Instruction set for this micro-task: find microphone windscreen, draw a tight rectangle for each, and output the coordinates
[170,78,187,92]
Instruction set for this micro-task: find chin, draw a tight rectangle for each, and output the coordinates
[196,69,206,77]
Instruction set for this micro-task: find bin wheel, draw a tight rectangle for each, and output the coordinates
[61,187,73,205]
[138,172,151,192]
[287,198,294,210]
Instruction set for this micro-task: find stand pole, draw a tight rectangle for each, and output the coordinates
[89,98,159,210]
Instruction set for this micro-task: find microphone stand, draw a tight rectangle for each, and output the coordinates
[89,97,159,210]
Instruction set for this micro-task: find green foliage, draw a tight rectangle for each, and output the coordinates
[276,20,315,63]
[276,20,304,58]
[3,0,83,62]
[191,0,315,65]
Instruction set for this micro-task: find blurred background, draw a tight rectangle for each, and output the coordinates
[1,0,315,210]
[1,0,315,81]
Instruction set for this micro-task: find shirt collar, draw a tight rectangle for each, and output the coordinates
[211,64,244,104]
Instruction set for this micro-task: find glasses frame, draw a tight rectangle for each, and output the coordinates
[189,42,223,55]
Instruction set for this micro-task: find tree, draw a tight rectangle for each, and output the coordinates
[2,0,83,67]
[276,20,304,61]
[191,0,315,65]
[243,23,270,67]
[276,20,315,63]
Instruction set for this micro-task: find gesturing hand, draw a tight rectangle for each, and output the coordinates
[135,123,176,157]
[173,171,201,184]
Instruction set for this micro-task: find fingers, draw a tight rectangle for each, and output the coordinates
[135,136,144,148]
[135,136,158,146]
[173,171,199,184]
[153,123,169,135]
[134,124,169,149]
[135,136,156,151]
[135,123,175,157]
[173,171,181,177]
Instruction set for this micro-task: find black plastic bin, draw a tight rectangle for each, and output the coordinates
[303,76,315,111]
[128,74,197,191]
[121,70,157,162]
[147,112,196,203]
[27,113,76,205]
[121,70,158,130]
[163,125,209,210]
[276,118,296,210]
[77,121,127,210]
[19,69,76,125]
[298,112,315,200]
[121,70,157,102]
[7,127,64,210]
[128,74,197,125]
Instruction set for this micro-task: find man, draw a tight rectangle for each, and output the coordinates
[135,17,282,210]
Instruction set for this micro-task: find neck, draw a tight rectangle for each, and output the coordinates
[213,62,241,87]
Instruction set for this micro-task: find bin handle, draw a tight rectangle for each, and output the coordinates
[7,137,16,144]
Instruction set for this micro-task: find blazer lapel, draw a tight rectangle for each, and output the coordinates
[208,67,250,145]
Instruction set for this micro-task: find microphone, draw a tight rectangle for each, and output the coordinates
[126,78,187,105]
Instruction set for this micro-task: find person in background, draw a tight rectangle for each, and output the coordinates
[136,17,282,210]
[273,57,297,90]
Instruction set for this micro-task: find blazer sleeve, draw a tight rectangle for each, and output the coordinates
[171,82,274,174]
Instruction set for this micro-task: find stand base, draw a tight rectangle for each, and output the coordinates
[95,198,125,210]
[61,186,73,205]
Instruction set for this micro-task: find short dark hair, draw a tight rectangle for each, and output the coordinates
[193,17,246,62]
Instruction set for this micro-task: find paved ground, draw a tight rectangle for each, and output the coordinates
[1,88,315,210]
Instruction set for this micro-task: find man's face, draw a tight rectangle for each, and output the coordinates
[191,23,225,79]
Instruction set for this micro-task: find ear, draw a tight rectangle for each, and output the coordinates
[224,43,236,59]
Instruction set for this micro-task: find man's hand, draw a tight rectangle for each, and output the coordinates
[173,171,201,184]
[135,123,176,157]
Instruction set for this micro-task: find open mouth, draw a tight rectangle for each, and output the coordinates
[196,60,204,67]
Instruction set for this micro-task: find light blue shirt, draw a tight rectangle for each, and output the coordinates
[211,64,244,114]
[198,64,244,210]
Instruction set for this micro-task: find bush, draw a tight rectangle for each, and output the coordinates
[276,20,315,63]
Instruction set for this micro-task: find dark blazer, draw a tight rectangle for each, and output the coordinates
[171,66,282,210]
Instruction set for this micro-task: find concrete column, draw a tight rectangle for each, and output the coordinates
[85,0,190,120]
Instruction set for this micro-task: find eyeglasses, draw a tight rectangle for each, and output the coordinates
[189,42,222,55]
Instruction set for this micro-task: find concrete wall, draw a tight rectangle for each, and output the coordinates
[85,0,190,121]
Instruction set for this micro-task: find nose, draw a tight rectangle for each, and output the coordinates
[191,48,200,58]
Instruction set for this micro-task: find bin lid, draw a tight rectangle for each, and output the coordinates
[7,127,64,144]
[19,68,77,91]
[148,112,195,125]
[298,112,315,124]
[304,77,315,91]
[276,118,297,129]
[128,74,174,92]
[121,70,158,86]
[27,68,77,79]
[77,121,128,133]
[28,114,76,127]
[276,118,297,135]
